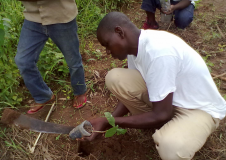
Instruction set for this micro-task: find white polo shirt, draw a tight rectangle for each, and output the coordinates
[128,30,226,119]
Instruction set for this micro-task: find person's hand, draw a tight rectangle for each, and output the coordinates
[80,117,109,141]
[161,5,175,15]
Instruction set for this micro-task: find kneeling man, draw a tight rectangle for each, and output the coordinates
[84,12,226,160]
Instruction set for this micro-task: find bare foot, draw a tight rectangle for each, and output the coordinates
[73,93,87,108]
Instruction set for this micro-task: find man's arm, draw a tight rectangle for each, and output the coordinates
[113,93,174,129]
[172,0,191,10]
[84,92,174,141]
[83,101,129,141]
[163,0,192,14]
[112,101,129,117]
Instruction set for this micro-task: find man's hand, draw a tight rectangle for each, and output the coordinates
[161,5,175,15]
[161,0,191,15]
[80,101,128,141]
[82,93,174,141]
[82,117,109,141]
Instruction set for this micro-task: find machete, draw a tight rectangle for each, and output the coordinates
[1,108,92,139]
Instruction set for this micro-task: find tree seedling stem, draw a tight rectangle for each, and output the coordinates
[91,112,127,137]
[92,131,106,133]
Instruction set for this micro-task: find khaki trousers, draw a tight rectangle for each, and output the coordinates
[105,68,220,160]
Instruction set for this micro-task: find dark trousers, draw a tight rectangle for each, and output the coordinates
[141,0,195,29]
[15,18,87,103]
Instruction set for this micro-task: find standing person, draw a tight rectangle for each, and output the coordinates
[15,0,87,114]
[141,0,196,29]
[83,12,226,160]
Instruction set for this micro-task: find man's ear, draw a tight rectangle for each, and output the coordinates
[115,26,125,39]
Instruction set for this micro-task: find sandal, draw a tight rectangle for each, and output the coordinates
[27,95,55,114]
[142,21,159,30]
[142,17,159,30]
[73,96,87,109]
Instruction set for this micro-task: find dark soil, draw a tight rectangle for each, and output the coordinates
[83,125,92,134]
[1,108,21,125]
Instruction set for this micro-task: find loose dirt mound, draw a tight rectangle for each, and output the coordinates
[1,108,21,125]
[78,131,159,160]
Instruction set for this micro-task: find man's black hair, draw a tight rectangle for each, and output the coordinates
[97,12,135,34]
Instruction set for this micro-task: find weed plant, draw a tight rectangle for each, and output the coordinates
[0,0,24,108]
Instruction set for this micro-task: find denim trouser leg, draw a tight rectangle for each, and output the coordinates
[141,0,161,13]
[173,4,194,29]
[47,19,86,96]
[15,18,87,103]
[15,20,53,103]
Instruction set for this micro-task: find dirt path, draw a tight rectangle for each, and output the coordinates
[1,0,226,160]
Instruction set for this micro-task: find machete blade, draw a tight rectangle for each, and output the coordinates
[1,108,74,134]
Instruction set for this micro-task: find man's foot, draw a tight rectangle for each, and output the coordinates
[27,95,55,114]
[73,93,87,109]
[142,18,159,30]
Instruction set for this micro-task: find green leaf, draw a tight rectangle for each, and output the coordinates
[3,21,11,28]
[104,112,115,127]
[12,96,17,100]
[56,134,61,140]
[116,128,127,135]
[87,58,96,62]
[0,23,4,30]
[105,127,117,138]
[2,18,11,22]
[0,28,5,47]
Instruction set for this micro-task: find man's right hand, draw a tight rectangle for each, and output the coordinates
[82,117,109,141]
[81,101,128,141]
[161,5,175,15]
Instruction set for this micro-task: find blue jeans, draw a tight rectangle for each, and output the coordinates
[141,0,194,29]
[15,18,87,104]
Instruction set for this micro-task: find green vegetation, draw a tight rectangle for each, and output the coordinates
[104,112,127,138]
[194,0,202,8]
[0,0,131,109]
[0,128,28,154]
[0,0,24,108]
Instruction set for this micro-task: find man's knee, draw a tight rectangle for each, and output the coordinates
[174,15,193,29]
[153,132,194,160]
[105,68,122,91]
[15,53,34,73]
[15,54,24,69]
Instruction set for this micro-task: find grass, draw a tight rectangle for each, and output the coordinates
[0,0,24,108]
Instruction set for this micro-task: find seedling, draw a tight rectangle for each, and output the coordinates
[104,112,127,138]
[56,134,61,140]
[88,112,127,137]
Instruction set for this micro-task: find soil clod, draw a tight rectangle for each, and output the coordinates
[84,125,92,134]
[1,108,21,125]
